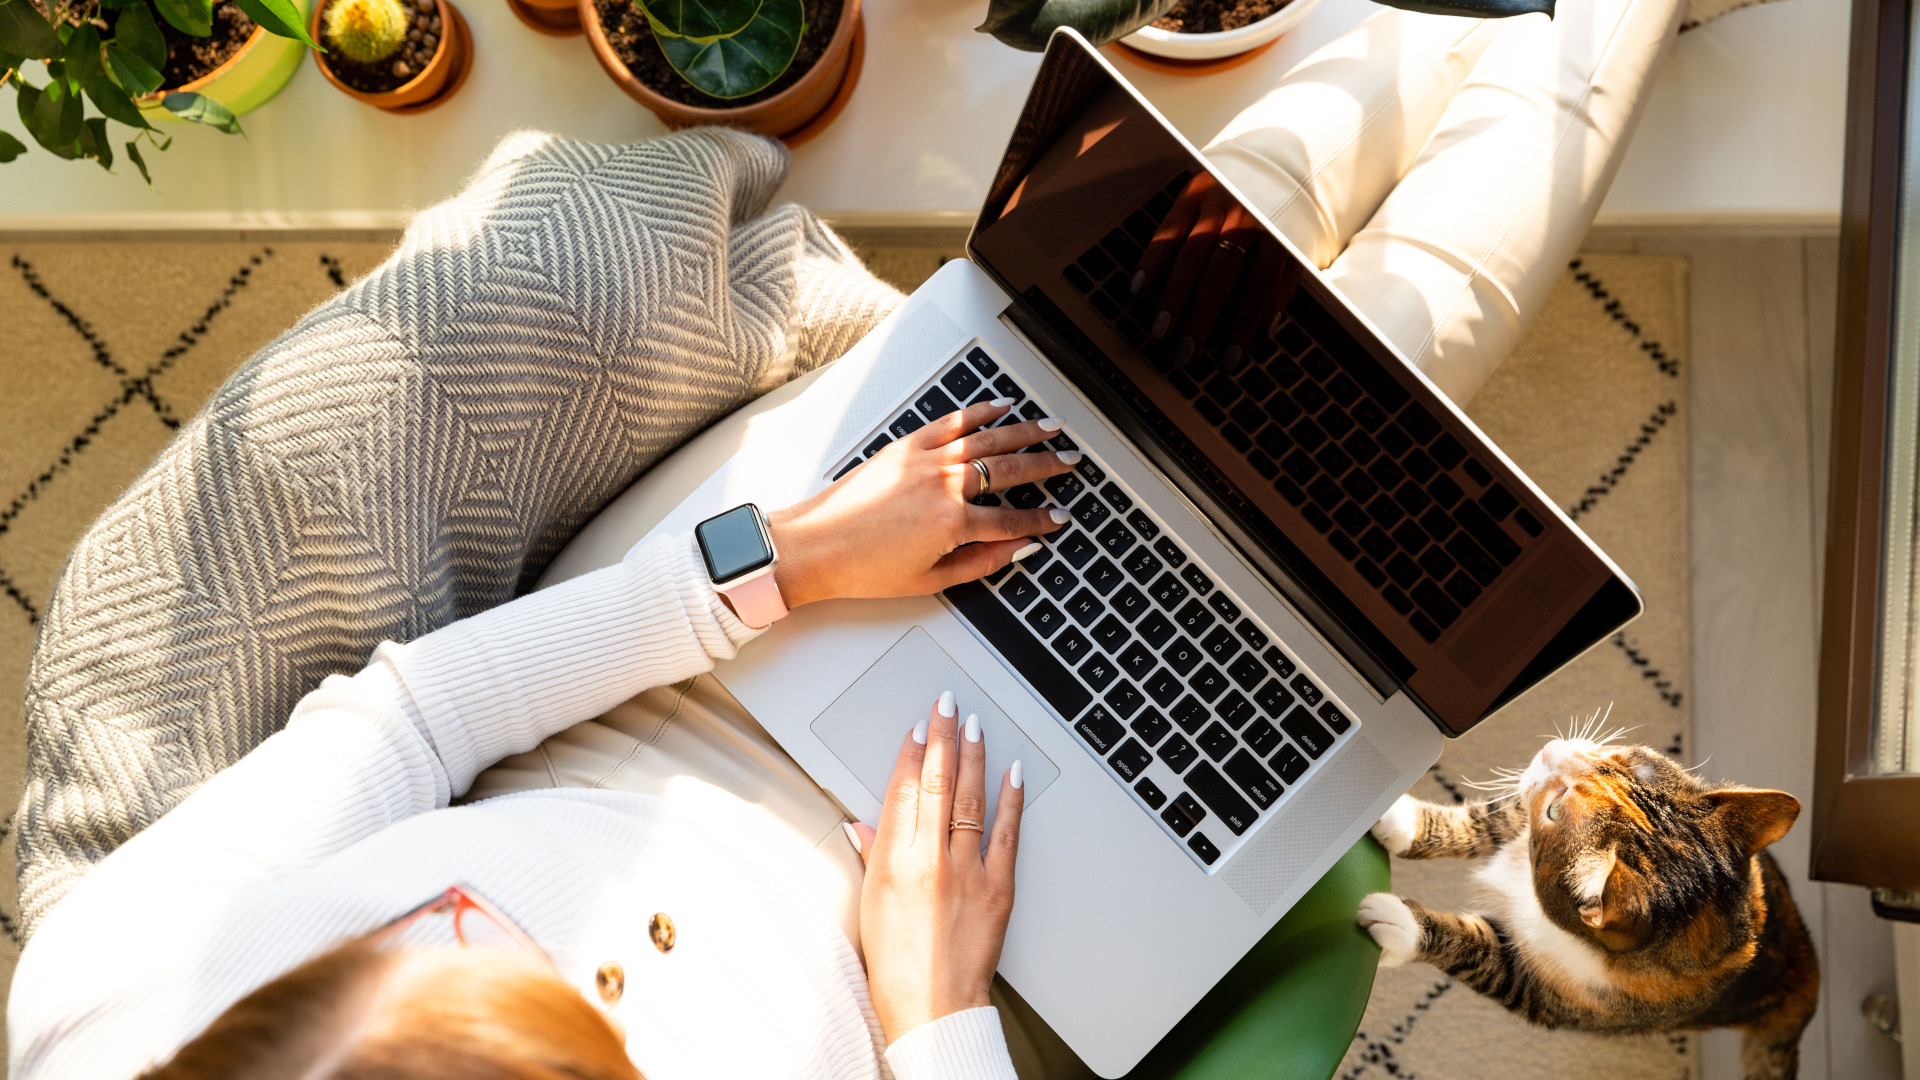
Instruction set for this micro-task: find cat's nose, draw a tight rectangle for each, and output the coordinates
[1540,739,1574,768]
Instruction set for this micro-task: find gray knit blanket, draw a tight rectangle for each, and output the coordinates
[16,128,903,937]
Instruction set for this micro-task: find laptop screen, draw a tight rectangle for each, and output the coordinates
[966,33,1641,735]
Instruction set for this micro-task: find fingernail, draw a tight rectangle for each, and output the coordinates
[1130,270,1146,295]
[937,690,957,719]
[990,396,1016,407]
[1037,417,1064,432]
[1223,344,1243,368]
[912,718,928,744]
[1151,311,1172,339]
[965,713,981,743]
[1269,312,1285,338]
[1012,541,1043,561]
[1057,450,1084,465]
[1049,508,1071,524]
[1010,759,1025,789]
[841,821,861,850]
[1174,337,1196,365]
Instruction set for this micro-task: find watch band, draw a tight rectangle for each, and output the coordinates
[719,567,789,629]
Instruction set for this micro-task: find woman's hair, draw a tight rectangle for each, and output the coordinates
[141,936,641,1080]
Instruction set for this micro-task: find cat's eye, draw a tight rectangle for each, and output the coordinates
[1546,798,1562,821]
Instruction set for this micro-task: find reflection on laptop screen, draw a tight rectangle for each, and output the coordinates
[967,36,1640,735]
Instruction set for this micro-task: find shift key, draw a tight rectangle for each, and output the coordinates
[1185,762,1258,835]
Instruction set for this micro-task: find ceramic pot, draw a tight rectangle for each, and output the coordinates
[580,0,861,139]
[1121,0,1319,62]
[136,0,313,121]
[311,0,473,112]
[505,0,580,37]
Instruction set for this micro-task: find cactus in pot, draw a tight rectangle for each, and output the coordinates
[325,0,409,61]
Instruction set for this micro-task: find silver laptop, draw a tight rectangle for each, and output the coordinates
[637,31,1643,1076]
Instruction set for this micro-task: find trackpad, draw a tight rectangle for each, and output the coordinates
[811,627,1058,833]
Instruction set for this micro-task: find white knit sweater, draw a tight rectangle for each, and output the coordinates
[7,533,1019,1080]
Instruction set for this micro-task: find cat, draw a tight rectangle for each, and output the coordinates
[1356,728,1819,1080]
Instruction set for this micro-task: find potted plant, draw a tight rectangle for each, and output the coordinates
[580,0,862,140]
[980,0,1552,59]
[309,0,470,111]
[0,0,318,179]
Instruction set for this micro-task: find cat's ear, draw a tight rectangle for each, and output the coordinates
[1706,787,1800,855]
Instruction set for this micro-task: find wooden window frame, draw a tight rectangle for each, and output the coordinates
[1814,0,1920,889]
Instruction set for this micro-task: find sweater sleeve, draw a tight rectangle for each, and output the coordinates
[883,1008,1021,1080]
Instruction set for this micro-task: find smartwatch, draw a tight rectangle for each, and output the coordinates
[695,503,789,629]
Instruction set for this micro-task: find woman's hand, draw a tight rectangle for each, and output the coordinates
[766,400,1079,608]
[849,693,1024,1043]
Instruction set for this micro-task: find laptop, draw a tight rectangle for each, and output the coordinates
[636,30,1643,1076]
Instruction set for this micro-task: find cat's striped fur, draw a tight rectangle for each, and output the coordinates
[1358,734,1818,1080]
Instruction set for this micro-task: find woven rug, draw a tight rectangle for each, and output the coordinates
[0,242,1688,1078]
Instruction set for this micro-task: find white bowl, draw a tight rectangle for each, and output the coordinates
[1121,0,1320,60]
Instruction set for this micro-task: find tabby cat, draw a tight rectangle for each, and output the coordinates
[1357,728,1818,1080]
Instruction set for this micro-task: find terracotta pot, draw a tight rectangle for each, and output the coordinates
[311,0,473,112]
[136,0,313,121]
[506,0,582,35]
[580,0,861,139]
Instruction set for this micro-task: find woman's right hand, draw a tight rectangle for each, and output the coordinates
[848,693,1024,1044]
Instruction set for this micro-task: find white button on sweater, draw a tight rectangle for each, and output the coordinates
[7,533,1018,1080]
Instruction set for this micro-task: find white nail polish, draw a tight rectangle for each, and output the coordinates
[1012,541,1043,562]
[1151,311,1172,338]
[1057,450,1084,465]
[1037,417,1064,432]
[841,821,861,850]
[912,719,928,745]
[990,396,1017,407]
[965,713,981,743]
[937,690,957,719]
[1049,508,1071,524]
[1010,759,1025,790]
[1130,270,1146,295]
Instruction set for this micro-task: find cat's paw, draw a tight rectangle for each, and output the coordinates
[1371,795,1421,857]
[1357,892,1422,967]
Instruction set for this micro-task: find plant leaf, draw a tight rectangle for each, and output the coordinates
[19,74,83,149]
[61,23,101,88]
[232,0,320,48]
[639,0,757,43]
[0,126,25,161]
[78,114,111,169]
[107,42,164,94]
[162,89,241,132]
[977,0,1175,50]
[651,0,802,99]
[125,135,150,181]
[154,0,212,36]
[82,66,152,126]
[115,2,167,69]
[0,0,59,59]
[0,46,24,75]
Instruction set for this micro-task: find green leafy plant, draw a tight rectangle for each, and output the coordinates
[322,0,403,61]
[0,0,320,180]
[636,0,805,100]
[979,0,1551,52]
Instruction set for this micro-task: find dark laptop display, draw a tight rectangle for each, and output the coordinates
[964,35,1641,735]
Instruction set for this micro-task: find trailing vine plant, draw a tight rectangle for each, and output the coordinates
[0,0,319,180]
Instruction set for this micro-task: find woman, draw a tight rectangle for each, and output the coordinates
[12,395,1075,1080]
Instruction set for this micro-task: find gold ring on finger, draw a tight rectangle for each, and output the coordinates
[1216,238,1249,258]
[971,459,992,498]
[950,818,985,833]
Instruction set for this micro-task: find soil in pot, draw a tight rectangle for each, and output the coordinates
[319,0,445,93]
[592,0,840,109]
[1149,0,1290,34]
[157,2,257,89]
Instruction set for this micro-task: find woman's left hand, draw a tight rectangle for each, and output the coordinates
[766,400,1078,608]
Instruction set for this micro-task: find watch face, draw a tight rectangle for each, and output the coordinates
[697,504,775,584]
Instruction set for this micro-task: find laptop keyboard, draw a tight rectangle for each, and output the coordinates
[829,345,1360,872]
[1062,175,1548,645]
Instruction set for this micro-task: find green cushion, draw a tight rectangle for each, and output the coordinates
[1123,836,1388,1080]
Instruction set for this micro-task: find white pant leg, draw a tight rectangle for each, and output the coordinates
[1325,0,1684,404]
[1204,9,1501,269]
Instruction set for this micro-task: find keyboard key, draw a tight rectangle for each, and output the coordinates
[1235,619,1269,652]
[1163,637,1202,675]
[1262,647,1297,679]
[1188,832,1221,865]
[1138,611,1177,648]
[1227,652,1267,692]
[1186,762,1257,835]
[863,433,894,457]
[1110,584,1150,623]
[1179,565,1214,596]
[1150,572,1191,611]
[1025,600,1066,638]
[1428,473,1464,508]
[1131,707,1172,746]
[1135,775,1168,808]
[992,373,1023,402]
[1356,558,1386,586]
[1058,530,1100,568]
[1109,738,1153,781]
[915,386,959,424]
[1162,791,1206,835]
[1224,749,1283,809]
[1153,537,1187,568]
[1341,468,1380,505]
[1271,743,1309,783]
[1122,546,1164,584]
[1411,611,1442,642]
[939,364,982,402]
[1359,527,1395,562]
[1301,503,1335,534]
[1145,668,1184,707]
[1254,679,1296,717]
[1080,653,1119,692]
[1317,702,1352,733]
[1383,584,1415,614]
[1445,533,1503,586]
[1385,553,1421,588]
[1206,593,1240,623]
[1101,483,1133,514]
[1170,696,1209,735]
[943,581,1092,721]
[1440,439,1473,474]
[1119,641,1158,679]
[1398,402,1441,444]
[1038,621,1085,662]
[1289,674,1323,707]
[1514,507,1545,536]
[1176,599,1216,639]
[1001,573,1041,611]
[1037,562,1078,600]
[1064,587,1107,628]
[1280,706,1334,758]
[1076,705,1126,753]
[1158,732,1199,773]
[1072,493,1111,531]
[1092,614,1131,654]
[889,411,925,439]
[1076,457,1107,486]
[1453,500,1521,564]
[1097,519,1138,558]
[966,347,999,377]
[1244,718,1282,756]
[1085,558,1125,596]
[832,459,861,481]
[1403,448,1439,483]
[1006,483,1046,509]
[1127,509,1160,542]
[1044,472,1084,505]
[1188,663,1230,703]
[1201,626,1241,666]
[1412,580,1462,628]
[1197,721,1236,761]
[1444,571,1483,608]
[1416,544,1458,582]
[1218,691,1256,729]
[1015,545,1051,574]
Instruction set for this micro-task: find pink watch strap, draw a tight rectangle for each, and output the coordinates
[722,569,789,629]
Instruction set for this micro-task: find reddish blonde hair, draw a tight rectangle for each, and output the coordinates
[141,937,641,1080]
